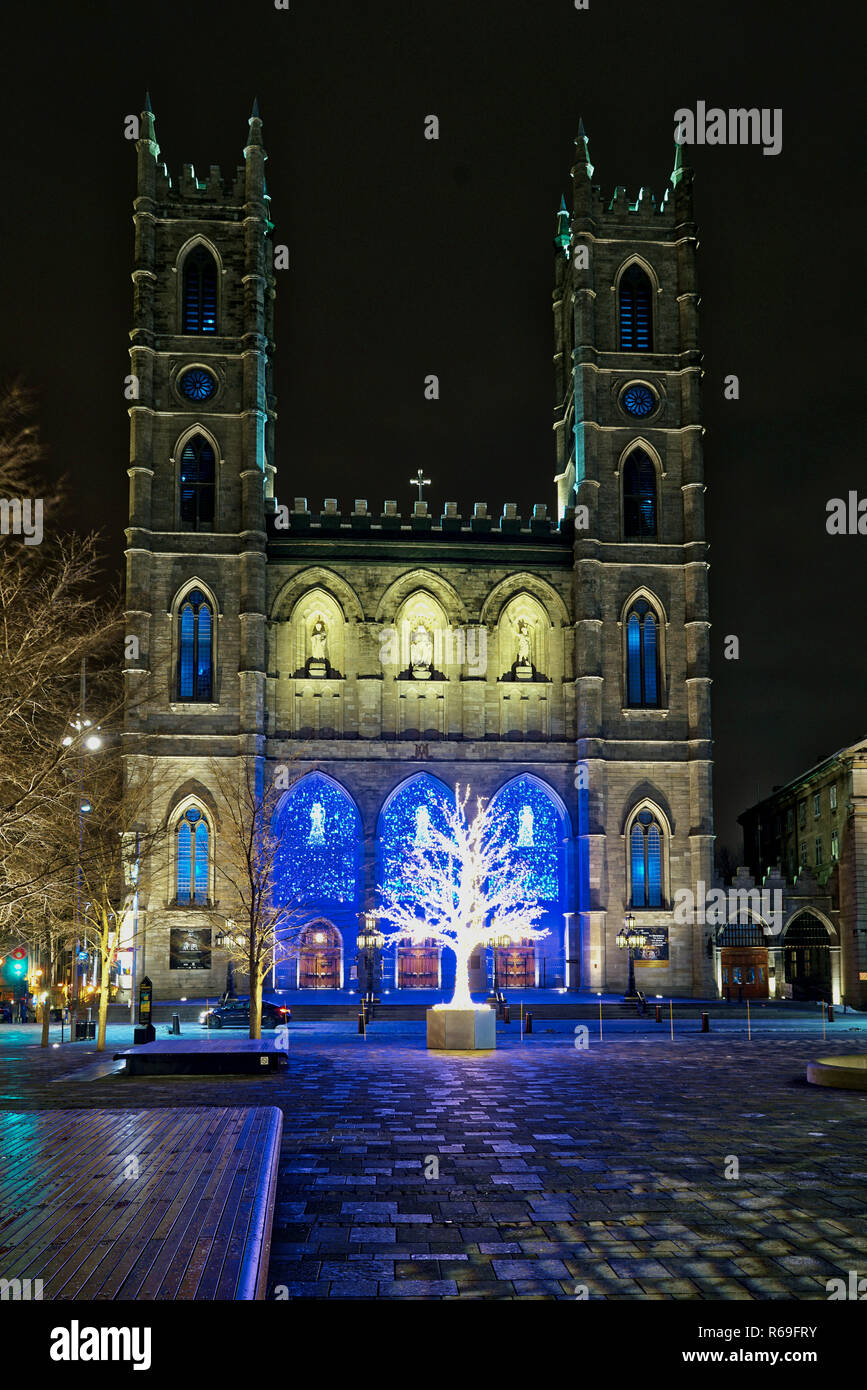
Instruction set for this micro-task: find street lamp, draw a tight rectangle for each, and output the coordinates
[356,912,384,1002]
[616,912,648,1001]
[216,919,245,999]
[62,674,103,1026]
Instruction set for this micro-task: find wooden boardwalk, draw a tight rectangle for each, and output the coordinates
[0,1107,282,1299]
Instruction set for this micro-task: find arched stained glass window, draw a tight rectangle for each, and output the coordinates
[623,448,657,539]
[272,774,359,906]
[177,807,209,904]
[630,809,663,908]
[378,775,452,903]
[180,434,215,530]
[489,776,562,904]
[619,264,653,350]
[183,246,218,334]
[177,589,213,702]
[626,598,659,708]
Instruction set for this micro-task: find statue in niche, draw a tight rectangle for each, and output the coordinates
[307,616,328,676]
[410,622,433,675]
[514,617,533,680]
[307,800,326,846]
[517,804,535,848]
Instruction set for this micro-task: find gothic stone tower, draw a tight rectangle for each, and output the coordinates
[553,124,715,997]
[124,98,275,996]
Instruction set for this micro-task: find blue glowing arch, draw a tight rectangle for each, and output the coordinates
[377,773,453,902]
[272,773,360,906]
[489,776,566,905]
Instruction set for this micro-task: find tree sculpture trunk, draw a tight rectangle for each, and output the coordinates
[449,944,475,1010]
[249,954,262,1039]
[96,943,110,1052]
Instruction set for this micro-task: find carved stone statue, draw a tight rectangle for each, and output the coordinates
[410,623,433,673]
[516,619,532,666]
[310,618,328,661]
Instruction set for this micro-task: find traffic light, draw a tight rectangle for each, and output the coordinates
[3,948,28,983]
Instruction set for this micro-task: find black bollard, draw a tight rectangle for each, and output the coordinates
[701,1011,709,1032]
[655,1002,662,1023]
[525,1012,532,1034]
[503,1004,511,1024]
[171,1012,181,1035]
[357,1011,365,1034]
[827,1003,835,1022]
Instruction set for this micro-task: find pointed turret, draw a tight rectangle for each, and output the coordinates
[244,97,267,202]
[670,138,686,188]
[554,195,571,257]
[571,116,594,181]
[136,91,161,199]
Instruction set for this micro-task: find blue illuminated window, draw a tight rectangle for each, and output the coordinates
[619,264,652,350]
[630,810,662,908]
[177,589,213,702]
[177,807,209,904]
[179,368,216,402]
[621,383,655,417]
[378,775,452,904]
[489,776,561,904]
[183,246,218,333]
[180,434,215,529]
[623,449,657,539]
[626,598,659,707]
[273,774,359,906]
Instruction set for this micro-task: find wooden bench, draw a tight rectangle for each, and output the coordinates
[0,1107,282,1299]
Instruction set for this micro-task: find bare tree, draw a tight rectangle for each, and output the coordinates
[207,758,311,1039]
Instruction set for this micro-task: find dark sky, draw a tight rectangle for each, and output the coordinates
[0,0,859,854]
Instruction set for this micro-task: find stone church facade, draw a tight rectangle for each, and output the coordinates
[123,101,716,1001]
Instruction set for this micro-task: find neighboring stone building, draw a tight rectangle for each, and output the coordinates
[734,736,867,1007]
[122,100,716,1002]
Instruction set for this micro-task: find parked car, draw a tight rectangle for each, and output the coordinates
[198,999,291,1030]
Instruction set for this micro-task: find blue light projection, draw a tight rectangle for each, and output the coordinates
[489,777,561,903]
[378,775,452,902]
[272,774,359,906]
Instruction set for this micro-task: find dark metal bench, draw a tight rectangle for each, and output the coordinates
[114,1037,288,1076]
[0,1106,282,1299]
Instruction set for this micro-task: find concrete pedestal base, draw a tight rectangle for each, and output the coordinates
[426,1006,496,1051]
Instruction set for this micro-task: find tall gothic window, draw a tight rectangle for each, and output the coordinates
[489,775,563,905]
[622,448,657,539]
[179,434,216,530]
[177,589,213,702]
[630,809,663,908]
[619,264,652,350]
[272,773,359,906]
[176,807,209,904]
[183,246,218,333]
[626,598,659,707]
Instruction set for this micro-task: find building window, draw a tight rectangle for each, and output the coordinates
[177,589,213,702]
[831,829,839,859]
[815,837,823,866]
[630,810,663,908]
[830,784,837,813]
[798,801,806,829]
[272,773,360,907]
[800,841,808,866]
[813,792,821,818]
[489,776,563,904]
[179,435,216,529]
[176,807,209,904]
[618,264,653,350]
[786,807,793,832]
[787,846,795,876]
[183,246,218,333]
[179,368,216,402]
[622,448,657,540]
[626,598,659,707]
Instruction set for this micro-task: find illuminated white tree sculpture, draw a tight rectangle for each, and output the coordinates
[378,784,549,1010]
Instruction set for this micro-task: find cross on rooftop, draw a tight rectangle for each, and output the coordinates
[410,469,431,502]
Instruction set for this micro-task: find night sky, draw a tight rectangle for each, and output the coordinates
[0,0,858,854]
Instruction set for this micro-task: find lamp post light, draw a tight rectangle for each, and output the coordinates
[216,919,244,1000]
[356,912,384,1003]
[62,658,103,1029]
[615,912,648,1001]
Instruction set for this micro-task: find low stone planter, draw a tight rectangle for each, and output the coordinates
[806,1054,867,1091]
[426,1006,496,1051]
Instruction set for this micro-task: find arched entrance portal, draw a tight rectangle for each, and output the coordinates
[495,941,536,990]
[397,938,440,989]
[784,913,832,1002]
[298,923,342,990]
[718,919,769,1000]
